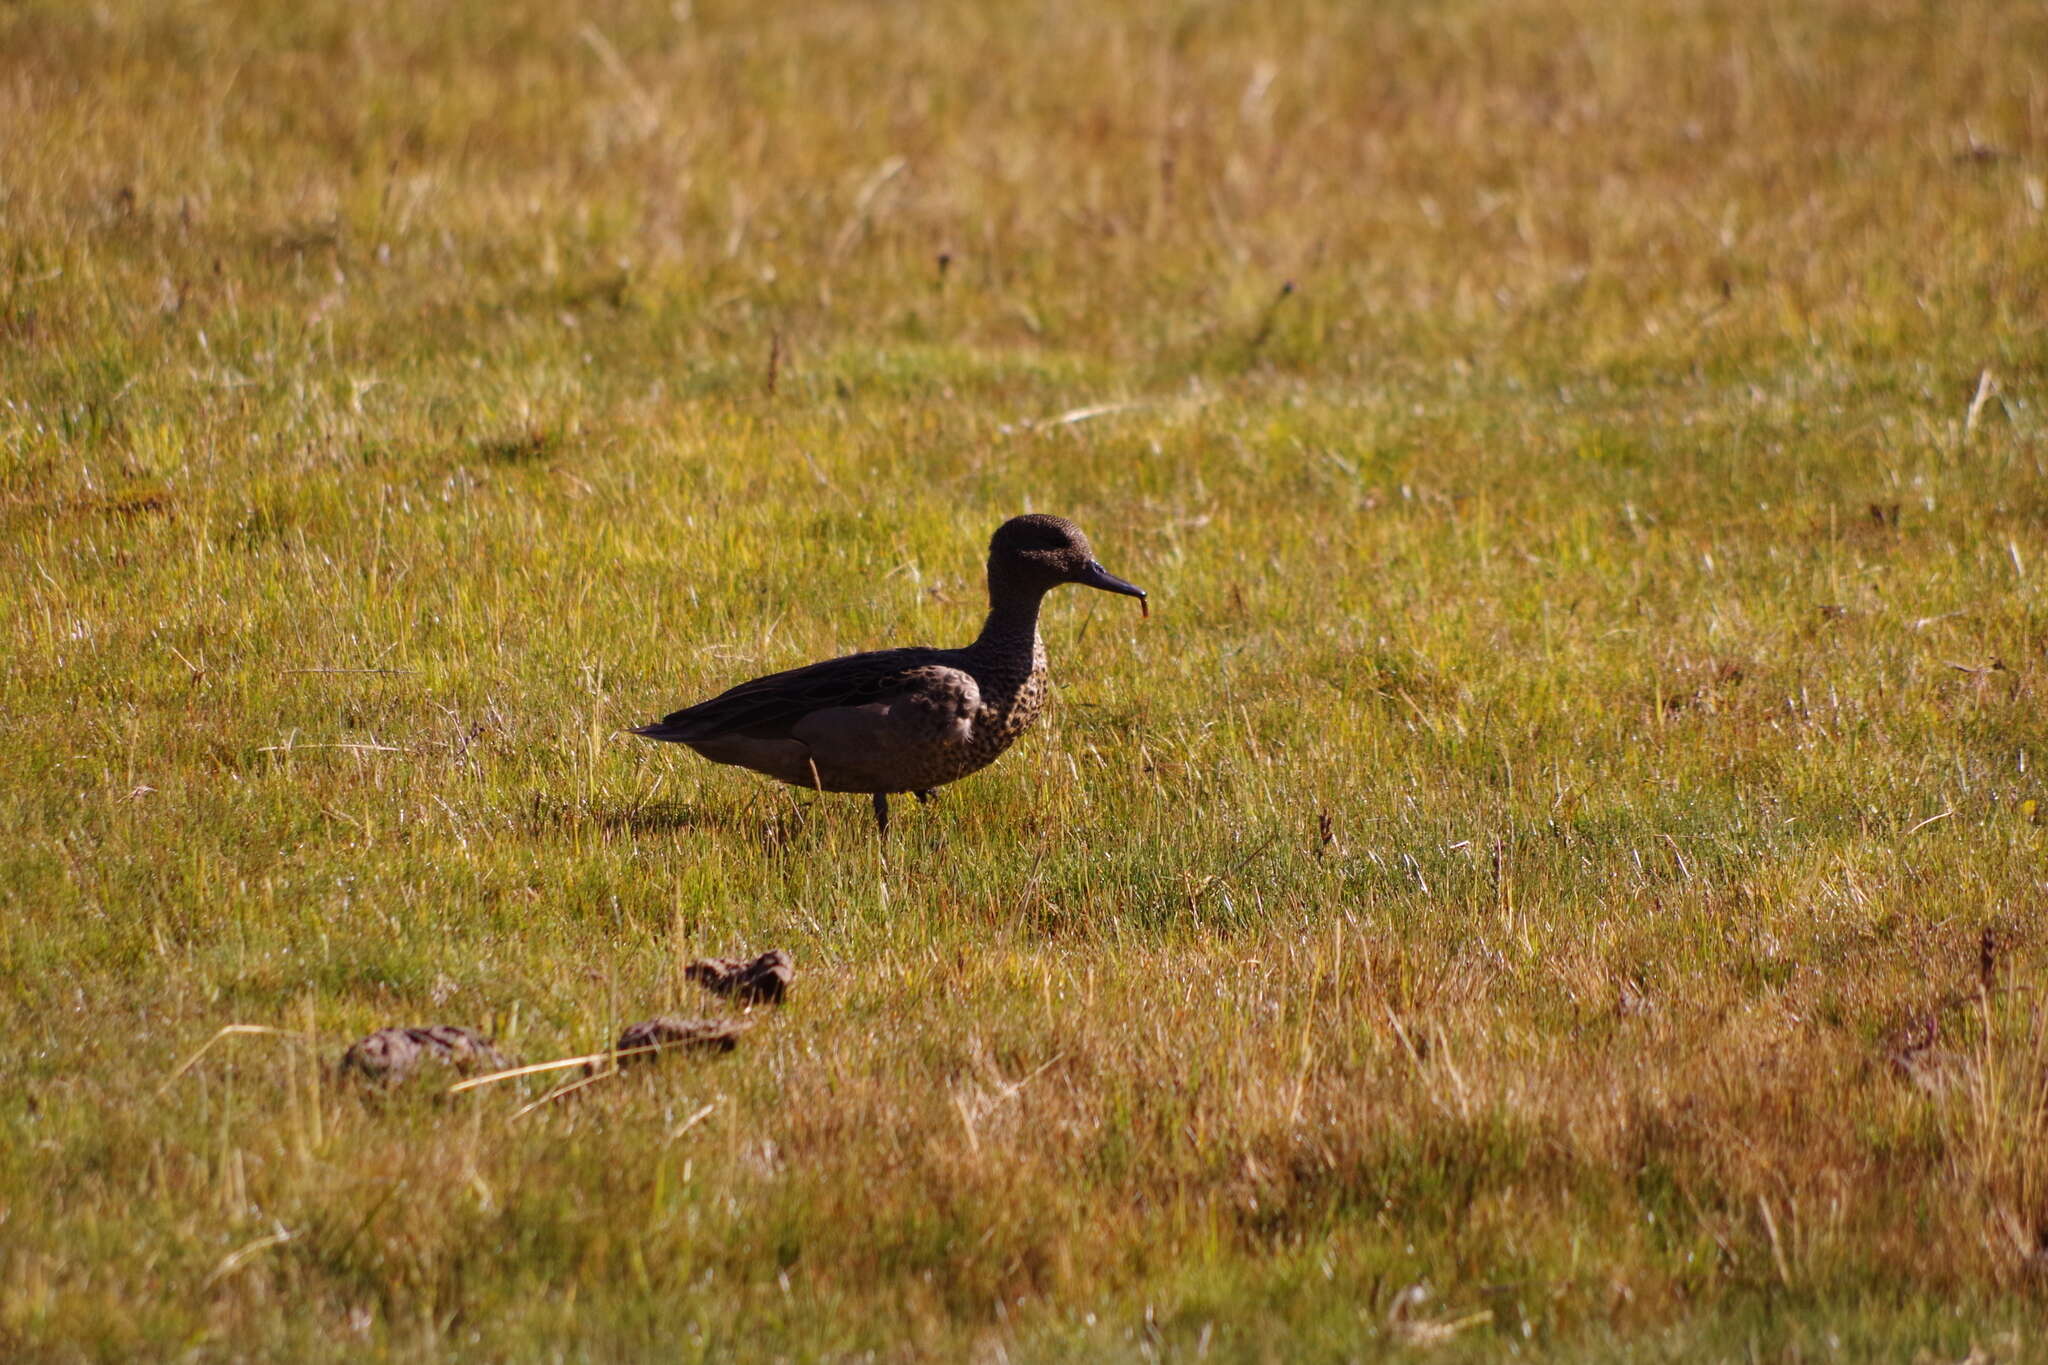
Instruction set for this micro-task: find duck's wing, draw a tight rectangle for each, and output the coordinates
[632,647,951,742]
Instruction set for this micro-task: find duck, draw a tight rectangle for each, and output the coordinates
[632,514,1147,833]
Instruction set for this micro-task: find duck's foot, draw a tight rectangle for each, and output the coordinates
[913,789,938,806]
[872,791,890,837]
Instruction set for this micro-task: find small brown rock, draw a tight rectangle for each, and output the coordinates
[684,949,795,1006]
[613,1015,753,1067]
[338,1025,511,1086]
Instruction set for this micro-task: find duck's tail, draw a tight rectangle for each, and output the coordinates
[629,718,700,743]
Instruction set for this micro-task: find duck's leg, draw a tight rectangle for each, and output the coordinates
[871,791,890,837]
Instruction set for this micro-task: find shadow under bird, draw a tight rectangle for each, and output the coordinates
[632,514,1147,834]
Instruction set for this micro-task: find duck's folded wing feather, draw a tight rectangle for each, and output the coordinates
[789,666,983,784]
[632,648,945,741]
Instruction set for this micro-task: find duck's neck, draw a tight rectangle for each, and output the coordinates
[965,576,1047,671]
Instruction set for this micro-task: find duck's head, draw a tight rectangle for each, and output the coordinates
[988,513,1147,608]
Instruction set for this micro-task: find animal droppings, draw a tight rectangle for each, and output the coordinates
[338,1025,511,1086]
[684,949,795,1006]
[612,1015,754,1067]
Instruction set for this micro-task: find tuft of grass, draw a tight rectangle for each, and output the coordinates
[4,0,2048,1357]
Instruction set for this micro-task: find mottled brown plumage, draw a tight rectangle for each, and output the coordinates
[633,514,1146,832]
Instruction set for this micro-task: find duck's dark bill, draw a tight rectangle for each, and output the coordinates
[1079,560,1147,604]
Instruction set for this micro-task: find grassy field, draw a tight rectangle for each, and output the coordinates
[5,0,2048,1357]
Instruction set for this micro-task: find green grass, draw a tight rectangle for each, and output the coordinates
[4,0,2048,1357]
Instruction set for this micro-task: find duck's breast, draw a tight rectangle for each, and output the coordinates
[966,644,1049,768]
